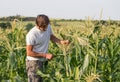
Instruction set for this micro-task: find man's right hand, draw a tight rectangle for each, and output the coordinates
[45,54,53,60]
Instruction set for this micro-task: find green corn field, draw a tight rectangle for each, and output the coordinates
[0,19,120,82]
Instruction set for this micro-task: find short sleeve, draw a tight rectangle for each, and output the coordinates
[48,24,53,35]
[26,34,35,45]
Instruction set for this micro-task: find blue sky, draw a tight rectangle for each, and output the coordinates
[0,0,120,20]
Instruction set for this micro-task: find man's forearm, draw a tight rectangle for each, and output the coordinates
[50,34,61,44]
[27,51,46,58]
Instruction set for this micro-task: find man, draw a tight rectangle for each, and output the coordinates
[26,14,69,82]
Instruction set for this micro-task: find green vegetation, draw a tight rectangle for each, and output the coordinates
[0,18,120,82]
[0,22,12,29]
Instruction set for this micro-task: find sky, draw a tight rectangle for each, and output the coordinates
[0,0,120,20]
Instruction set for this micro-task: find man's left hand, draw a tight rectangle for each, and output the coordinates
[60,40,69,45]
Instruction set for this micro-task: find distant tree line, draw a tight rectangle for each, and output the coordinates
[0,15,120,29]
[0,15,36,21]
[0,15,36,29]
[51,19,120,27]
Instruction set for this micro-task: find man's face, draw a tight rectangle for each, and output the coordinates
[39,24,48,31]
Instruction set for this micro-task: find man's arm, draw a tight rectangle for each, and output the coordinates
[50,34,69,45]
[26,45,52,59]
[50,34,61,44]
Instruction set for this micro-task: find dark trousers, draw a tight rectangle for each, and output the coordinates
[26,60,43,82]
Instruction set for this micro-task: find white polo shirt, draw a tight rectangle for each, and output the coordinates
[26,24,53,61]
